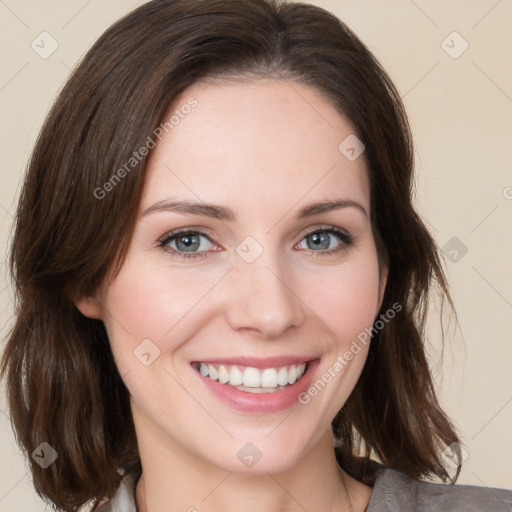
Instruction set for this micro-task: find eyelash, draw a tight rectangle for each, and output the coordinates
[156,226,355,261]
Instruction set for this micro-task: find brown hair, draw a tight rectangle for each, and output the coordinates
[1,0,460,510]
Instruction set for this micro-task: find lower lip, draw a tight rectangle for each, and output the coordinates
[193,359,320,413]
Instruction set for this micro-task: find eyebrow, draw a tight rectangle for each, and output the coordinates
[141,198,368,220]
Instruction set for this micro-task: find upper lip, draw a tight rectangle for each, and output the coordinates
[190,356,318,369]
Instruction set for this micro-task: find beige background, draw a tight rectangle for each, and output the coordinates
[1,0,511,509]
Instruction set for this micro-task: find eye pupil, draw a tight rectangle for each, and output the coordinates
[176,233,200,252]
[308,232,330,250]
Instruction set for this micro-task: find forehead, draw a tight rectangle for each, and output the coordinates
[141,79,370,216]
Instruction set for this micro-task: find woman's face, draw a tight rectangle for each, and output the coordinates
[83,79,387,474]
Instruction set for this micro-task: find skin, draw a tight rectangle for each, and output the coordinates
[78,79,387,512]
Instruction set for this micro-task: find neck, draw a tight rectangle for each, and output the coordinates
[133,417,371,512]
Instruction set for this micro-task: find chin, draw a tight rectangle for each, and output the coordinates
[210,429,315,475]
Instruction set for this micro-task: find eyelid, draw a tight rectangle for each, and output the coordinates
[298,224,351,240]
[157,226,216,244]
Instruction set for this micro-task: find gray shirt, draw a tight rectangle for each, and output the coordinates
[96,468,512,511]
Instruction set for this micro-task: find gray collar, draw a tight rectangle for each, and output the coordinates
[97,467,512,511]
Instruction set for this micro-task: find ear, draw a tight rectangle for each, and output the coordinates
[75,295,103,320]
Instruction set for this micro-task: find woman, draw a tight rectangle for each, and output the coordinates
[2,0,511,511]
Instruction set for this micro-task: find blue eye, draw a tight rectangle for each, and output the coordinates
[296,227,354,255]
[157,230,215,260]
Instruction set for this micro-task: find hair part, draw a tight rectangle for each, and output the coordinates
[2,0,460,509]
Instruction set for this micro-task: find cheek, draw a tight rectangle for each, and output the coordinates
[101,255,222,365]
[301,252,382,345]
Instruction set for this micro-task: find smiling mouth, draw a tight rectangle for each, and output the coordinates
[191,362,309,393]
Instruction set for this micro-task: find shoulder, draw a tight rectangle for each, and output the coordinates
[366,467,512,512]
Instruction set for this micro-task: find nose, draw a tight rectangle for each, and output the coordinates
[223,251,305,340]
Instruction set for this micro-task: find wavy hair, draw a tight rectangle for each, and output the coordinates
[1,0,460,510]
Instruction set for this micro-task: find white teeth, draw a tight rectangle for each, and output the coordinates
[218,365,230,384]
[243,367,261,388]
[208,364,218,381]
[236,385,284,393]
[260,368,278,388]
[195,362,308,391]
[277,367,289,386]
[288,366,298,385]
[229,366,243,386]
